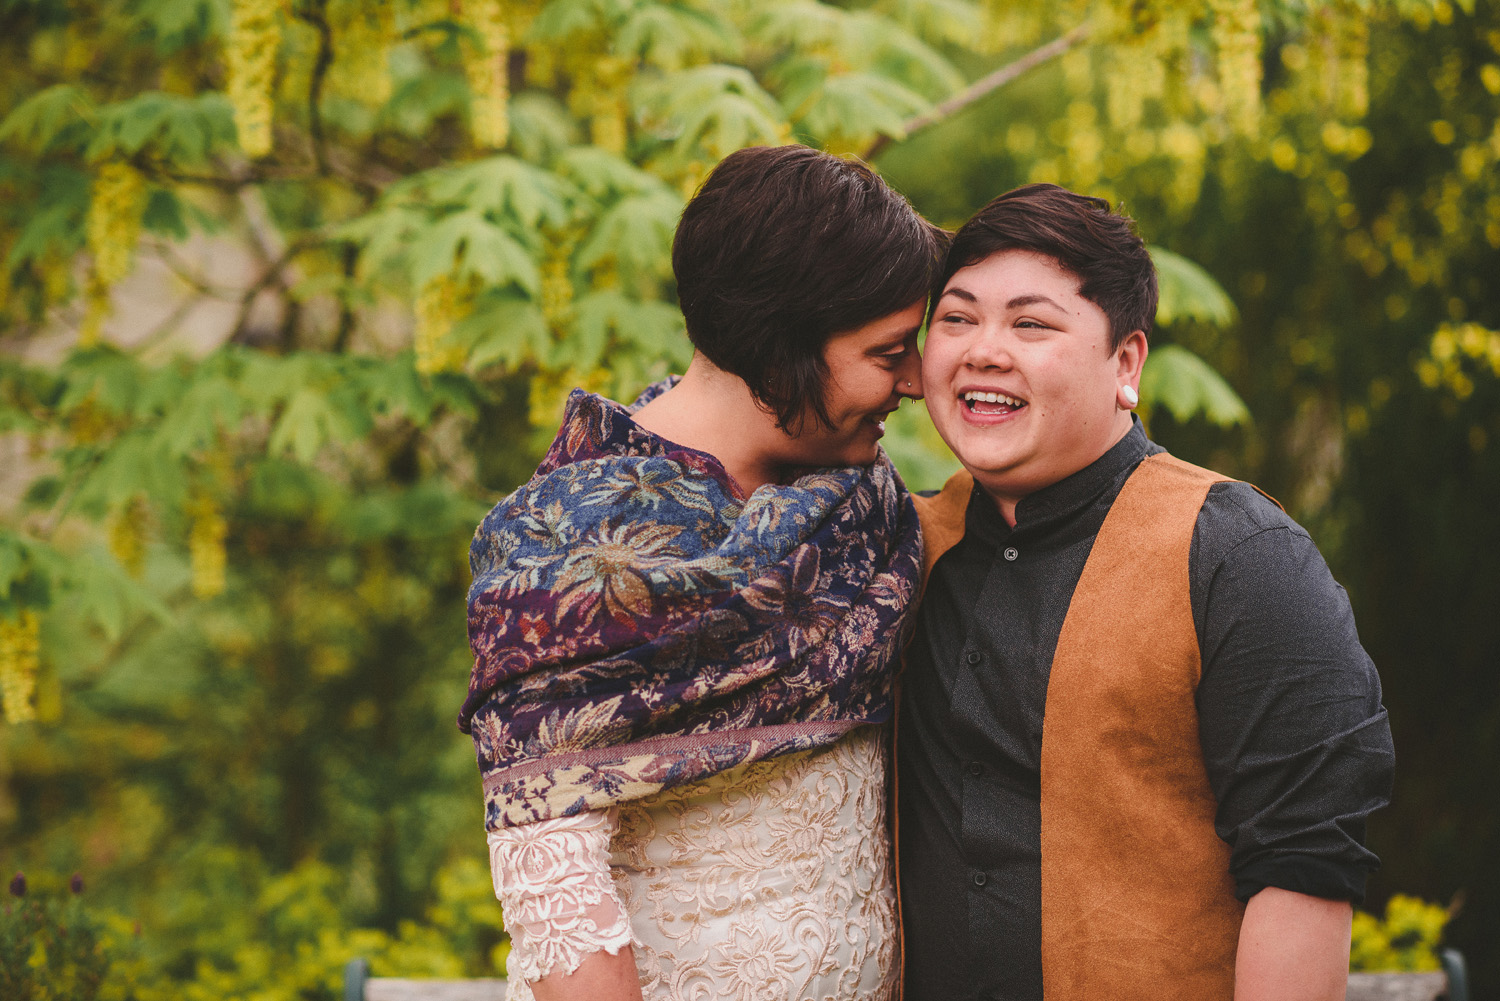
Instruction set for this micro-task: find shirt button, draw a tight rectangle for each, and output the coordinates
[965,651,982,666]
[972,870,988,887]
[1003,546,1019,562]
[967,761,983,777]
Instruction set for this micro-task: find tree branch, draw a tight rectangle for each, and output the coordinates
[144,239,244,300]
[294,1,335,176]
[228,245,302,349]
[330,242,359,353]
[863,23,1091,161]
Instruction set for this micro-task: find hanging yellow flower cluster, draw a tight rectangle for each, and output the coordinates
[0,611,41,726]
[1209,0,1263,136]
[327,0,395,108]
[81,162,147,347]
[414,273,476,375]
[540,228,580,334]
[461,0,510,149]
[108,496,150,578]
[86,163,145,288]
[566,50,632,155]
[227,0,282,158]
[187,495,229,599]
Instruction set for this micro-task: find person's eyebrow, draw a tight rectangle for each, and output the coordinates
[938,287,977,303]
[1006,293,1067,311]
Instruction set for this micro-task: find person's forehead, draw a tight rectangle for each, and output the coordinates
[949,248,1082,289]
[828,299,927,346]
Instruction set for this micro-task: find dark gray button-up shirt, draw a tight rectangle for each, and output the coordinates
[897,422,1394,1001]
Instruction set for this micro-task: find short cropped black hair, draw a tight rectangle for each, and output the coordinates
[673,145,946,432]
[938,183,1157,350]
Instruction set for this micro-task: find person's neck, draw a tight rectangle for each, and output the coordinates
[631,354,792,496]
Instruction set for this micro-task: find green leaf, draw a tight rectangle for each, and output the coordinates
[142,187,190,239]
[67,544,173,640]
[880,0,984,49]
[411,210,540,293]
[614,2,741,69]
[1151,246,1238,327]
[859,11,965,98]
[150,375,242,457]
[638,65,786,159]
[450,294,550,373]
[754,1,848,51]
[529,0,622,42]
[418,157,574,231]
[574,189,681,282]
[508,93,579,164]
[83,92,235,165]
[4,167,90,272]
[58,348,147,418]
[555,146,673,202]
[130,0,226,52]
[338,204,431,283]
[0,534,24,601]
[793,71,930,142]
[566,290,686,370]
[268,389,346,464]
[385,68,470,140]
[74,430,188,512]
[1140,344,1251,427]
[0,84,94,155]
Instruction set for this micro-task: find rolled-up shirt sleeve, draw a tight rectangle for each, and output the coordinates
[1192,485,1395,904]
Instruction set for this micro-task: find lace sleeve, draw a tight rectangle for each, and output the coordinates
[487,809,636,985]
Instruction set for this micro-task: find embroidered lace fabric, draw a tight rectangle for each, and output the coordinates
[490,725,897,1001]
[487,809,636,987]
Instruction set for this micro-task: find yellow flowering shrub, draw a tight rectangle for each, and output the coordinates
[1350,894,1452,973]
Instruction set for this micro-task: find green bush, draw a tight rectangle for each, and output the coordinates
[3,861,507,1001]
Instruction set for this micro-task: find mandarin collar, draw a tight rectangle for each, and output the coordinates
[967,418,1153,539]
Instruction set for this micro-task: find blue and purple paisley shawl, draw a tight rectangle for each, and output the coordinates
[458,380,923,830]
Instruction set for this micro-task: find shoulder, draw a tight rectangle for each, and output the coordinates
[469,456,735,572]
[1194,479,1313,570]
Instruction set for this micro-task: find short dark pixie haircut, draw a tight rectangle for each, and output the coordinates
[673,145,945,432]
[938,183,1157,350]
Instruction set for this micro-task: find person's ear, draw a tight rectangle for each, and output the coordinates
[1114,330,1148,409]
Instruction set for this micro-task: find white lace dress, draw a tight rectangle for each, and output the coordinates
[488,725,898,1001]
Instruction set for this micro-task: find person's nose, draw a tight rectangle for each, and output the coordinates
[963,326,1014,372]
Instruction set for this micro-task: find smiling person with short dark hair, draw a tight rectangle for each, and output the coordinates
[899,183,1394,1001]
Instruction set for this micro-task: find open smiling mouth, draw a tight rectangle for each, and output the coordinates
[962,390,1028,416]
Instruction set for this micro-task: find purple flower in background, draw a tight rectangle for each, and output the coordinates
[8,872,24,897]
[70,873,84,894]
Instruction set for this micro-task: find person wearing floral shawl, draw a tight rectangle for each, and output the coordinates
[459,145,945,1001]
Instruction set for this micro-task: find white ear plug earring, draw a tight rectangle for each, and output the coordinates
[1121,385,1139,408]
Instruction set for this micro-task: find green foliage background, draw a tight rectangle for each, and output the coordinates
[0,0,1496,994]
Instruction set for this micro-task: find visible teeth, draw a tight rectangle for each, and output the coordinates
[963,390,1025,407]
[875,419,885,432]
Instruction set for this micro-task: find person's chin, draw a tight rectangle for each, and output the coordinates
[834,443,881,467]
[948,437,1028,484]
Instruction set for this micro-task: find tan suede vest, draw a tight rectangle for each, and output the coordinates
[909,453,1245,1000]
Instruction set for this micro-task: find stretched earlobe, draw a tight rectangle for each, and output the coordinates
[1120,385,1139,409]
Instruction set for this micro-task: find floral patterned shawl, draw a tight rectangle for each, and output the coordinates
[459,381,923,830]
